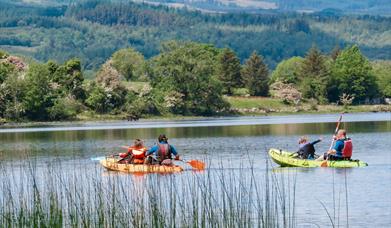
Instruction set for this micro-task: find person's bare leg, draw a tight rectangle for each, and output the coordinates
[316,153,325,161]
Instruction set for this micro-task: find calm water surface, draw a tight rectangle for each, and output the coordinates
[0,112,390,227]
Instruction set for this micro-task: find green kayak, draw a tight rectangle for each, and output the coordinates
[269,148,368,168]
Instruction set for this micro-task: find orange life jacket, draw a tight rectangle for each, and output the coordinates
[128,146,147,159]
[342,139,353,158]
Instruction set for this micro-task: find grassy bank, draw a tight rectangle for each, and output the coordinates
[0,96,389,126]
[226,96,391,115]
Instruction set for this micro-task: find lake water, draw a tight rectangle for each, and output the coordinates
[0,112,390,227]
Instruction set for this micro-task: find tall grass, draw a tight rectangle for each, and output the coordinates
[0,158,299,227]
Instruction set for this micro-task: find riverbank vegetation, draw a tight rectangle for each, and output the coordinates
[1,41,390,123]
[0,1,390,123]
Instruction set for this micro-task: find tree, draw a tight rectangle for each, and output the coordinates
[328,45,379,103]
[372,61,391,98]
[217,48,242,95]
[299,46,330,102]
[111,48,145,81]
[51,58,85,100]
[23,63,55,120]
[0,73,26,120]
[150,41,228,115]
[270,57,304,84]
[241,52,269,96]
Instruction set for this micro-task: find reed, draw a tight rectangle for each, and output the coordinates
[0,158,300,227]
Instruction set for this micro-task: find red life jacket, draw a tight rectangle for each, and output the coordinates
[157,143,172,162]
[342,139,353,158]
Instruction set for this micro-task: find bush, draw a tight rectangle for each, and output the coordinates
[48,97,82,120]
[270,81,302,105]
[232,88,250,96]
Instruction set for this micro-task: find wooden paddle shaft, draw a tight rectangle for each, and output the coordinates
[329,114,343,150]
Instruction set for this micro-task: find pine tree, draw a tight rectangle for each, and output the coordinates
[299,46,329,102]
[218,48,242,95]
[241,52,269,96]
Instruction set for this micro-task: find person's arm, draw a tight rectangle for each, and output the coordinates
[146,145,158,156]
[170,145,180,160]
[310,139,322,145]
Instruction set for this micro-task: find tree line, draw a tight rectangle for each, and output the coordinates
[0,0,390,70]
[0,42,389,121]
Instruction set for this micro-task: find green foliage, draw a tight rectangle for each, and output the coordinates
[270,57,304,84]
[299,46,330,102]
[329,45,379,103]
[2,1,390,71]
[0,49,9,59]
[51,58,85,100]
[232,88,250,96]
[0,73,26,120]
[111,48,145,81]
[0,62,14,83]
[241,52,269,96]
[23,63,55,120]
[218,48,242,95]
[85,85,109,114]
[372,61,391,98]
[48,97,81,120]
[85,82,126,114]
[150,41,228,115]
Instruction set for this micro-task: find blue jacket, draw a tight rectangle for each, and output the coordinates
[333,139,345,157]
[146,141,178,157]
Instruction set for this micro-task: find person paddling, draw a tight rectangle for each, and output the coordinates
[119,139,147,164]
[145,134,180,165]
[316,129,352,161]
[296,136,323,159]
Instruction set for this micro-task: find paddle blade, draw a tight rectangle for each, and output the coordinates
[187,160,205,170]
[320,160,328,167]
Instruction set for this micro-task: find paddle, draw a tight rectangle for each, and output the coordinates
[179,159,206,170]
[321,113,344,167]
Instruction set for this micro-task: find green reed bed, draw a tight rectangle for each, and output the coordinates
[0,158,298,227]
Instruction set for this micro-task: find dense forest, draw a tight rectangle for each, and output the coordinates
[1,42,390,121]
[0,0,390,70]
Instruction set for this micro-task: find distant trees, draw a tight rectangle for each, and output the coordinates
[2,0,391,71]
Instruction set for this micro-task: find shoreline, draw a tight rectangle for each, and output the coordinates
[0,110,389,131]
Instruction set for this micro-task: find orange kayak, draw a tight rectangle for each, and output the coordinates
[100,157,184,173]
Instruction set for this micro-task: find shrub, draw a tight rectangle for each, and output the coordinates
[48,97,82,120]
[270,81,302,105]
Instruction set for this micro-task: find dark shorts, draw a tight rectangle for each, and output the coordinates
[327,154,343,161]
